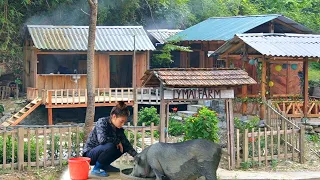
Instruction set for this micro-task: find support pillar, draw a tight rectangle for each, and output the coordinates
[165,103,170,143]
[48,91,53,125]
[242,85,248,115]
[159,83,165,142]
[226,99,235,169]
[303,58,309,117]
[260,58,267,120]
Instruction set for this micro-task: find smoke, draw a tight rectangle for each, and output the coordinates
[24,0,90,26]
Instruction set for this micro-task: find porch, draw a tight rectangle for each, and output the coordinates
[27,87,190,108]
[233,94,320,118]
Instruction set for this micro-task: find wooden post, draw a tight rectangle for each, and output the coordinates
[159,83,165,142]
[242,85,247,115]
[303,58,309,117]
[48,91,53,125]
[260,57,267,119]
[165,103,170,143]
[243,129,249,163]
[17,128,25,171]
[299,125,305,163]
[15,83,19,99]
[227,99,235,169]
[132,35,138,125]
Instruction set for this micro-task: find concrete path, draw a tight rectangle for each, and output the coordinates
[60,166,320,180]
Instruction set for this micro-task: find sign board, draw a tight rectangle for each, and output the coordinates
[164,88,234,100]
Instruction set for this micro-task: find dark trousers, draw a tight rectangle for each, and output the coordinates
[84,143,124,166]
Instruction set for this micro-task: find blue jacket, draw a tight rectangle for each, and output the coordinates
[83,117,137,157]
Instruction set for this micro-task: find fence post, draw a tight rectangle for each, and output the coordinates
[299,125,305,163]
[243,129,249,163]
[17,127,25,171]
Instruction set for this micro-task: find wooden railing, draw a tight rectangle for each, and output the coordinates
[236,126,305,168]
[0,86,11,100]
[265,100,299,130]
[43,88,134,105]
[26,87,38,100]
[31,87,194,106]
[272,100,320,118]
[0,123,159,170]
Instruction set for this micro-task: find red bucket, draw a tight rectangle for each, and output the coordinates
[68,157,91,180]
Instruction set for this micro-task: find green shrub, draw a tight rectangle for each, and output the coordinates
[138,106,160,126]
[0,135,44,164]
[0,104,4,114]
[184,107,219,142]
[234,116,260,133]
[168,119,184,136]
[307,134,319,143]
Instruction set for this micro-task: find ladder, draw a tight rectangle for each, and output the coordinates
[1,97,42,127]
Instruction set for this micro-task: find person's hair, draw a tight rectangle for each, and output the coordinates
[110,101,130,117]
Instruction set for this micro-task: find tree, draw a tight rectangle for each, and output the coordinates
[84,0,98,142]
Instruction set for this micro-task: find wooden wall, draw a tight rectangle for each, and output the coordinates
[23,42,37,91]
[179,41,225,68]
[37,75,87,90]
[232,58,303,96]
[136,51,148,87]
[27,51,148,90]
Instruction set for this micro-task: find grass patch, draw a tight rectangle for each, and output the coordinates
[309,68,320,82]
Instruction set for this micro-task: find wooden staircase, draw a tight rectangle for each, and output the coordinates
[1,98,42,127]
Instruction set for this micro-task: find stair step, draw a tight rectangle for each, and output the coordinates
[7,119,15,124]
[2,122,11,126]
[187,104,203,112]
[13,115,20,119]
[19,110,26,114]
[177,111,197,117]
[25,105,32,109]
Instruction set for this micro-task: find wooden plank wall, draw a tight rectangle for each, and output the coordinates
[136,52,148,87]
[179,41,225,68]
[37,75,87,90]
[98,54,110,88]
[269,61,303,95]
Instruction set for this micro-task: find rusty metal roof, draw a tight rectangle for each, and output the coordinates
[27,25,155,51]
[141,68,257,87]
[147,29,182,44]
[214,33,320,58]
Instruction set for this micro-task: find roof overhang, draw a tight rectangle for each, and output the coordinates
[214,33,320,59]
[141,68,257,88]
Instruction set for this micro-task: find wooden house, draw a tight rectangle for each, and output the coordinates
[172,14,312,69]
[214,33,320,118]
[147,29,182,68]
[1,25,156,126]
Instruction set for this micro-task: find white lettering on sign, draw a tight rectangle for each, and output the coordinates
[163,88,234,100]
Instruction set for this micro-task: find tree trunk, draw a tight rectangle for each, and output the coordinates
[84,0,98,142]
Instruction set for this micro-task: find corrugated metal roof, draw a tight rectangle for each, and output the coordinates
[147,29,182,44]
[27,25,155,51]
[214,33,320,58]
[141,68,257,87]
[172,14,312,41]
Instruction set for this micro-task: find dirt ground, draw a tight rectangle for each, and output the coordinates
[1,99,320,179]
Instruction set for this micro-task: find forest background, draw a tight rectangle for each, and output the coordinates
[1,0,320,82]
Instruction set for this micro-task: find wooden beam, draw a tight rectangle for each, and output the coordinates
[221,41,244,56]
[242,85,248,115]
[48,91,53,125]
[274,19,303,33]
[37,51,87,55]
[303,58,309,117]
[159,83,165,142]
[227,99,235,169]
[260,57,267,119]
[220,54,263,59]
[46,102,134,108]
[269,20,275,33]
